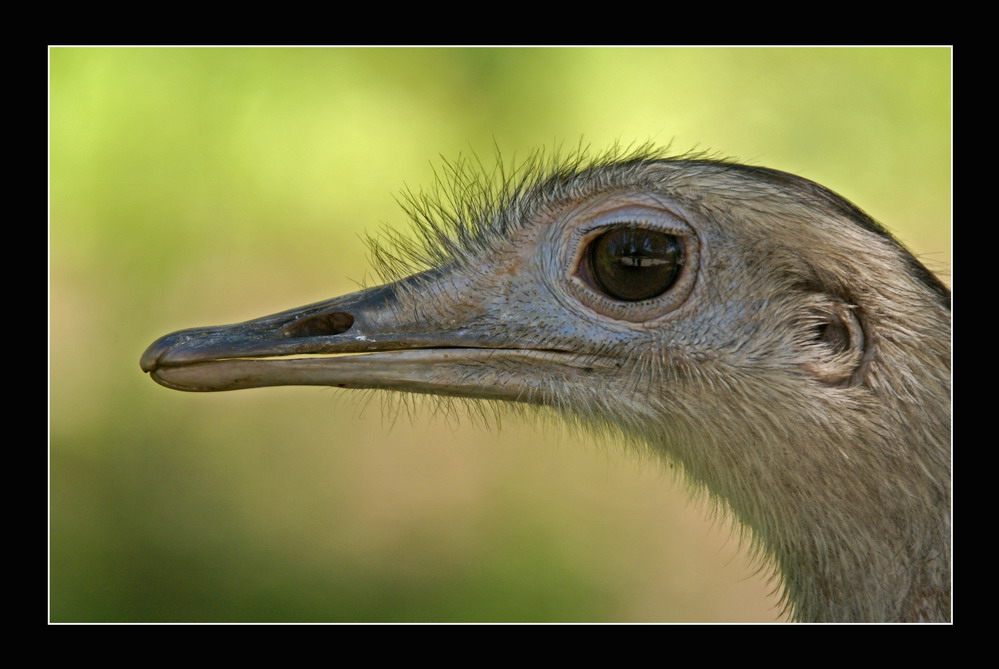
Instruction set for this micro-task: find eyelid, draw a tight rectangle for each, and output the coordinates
[579,204,693,237]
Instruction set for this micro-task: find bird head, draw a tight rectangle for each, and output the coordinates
[142,150,947,449]
[141,149,950,621]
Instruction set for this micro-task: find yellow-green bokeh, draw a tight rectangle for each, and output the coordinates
[51,47,950,622]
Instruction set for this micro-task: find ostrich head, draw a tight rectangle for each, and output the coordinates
[141,148,951,622]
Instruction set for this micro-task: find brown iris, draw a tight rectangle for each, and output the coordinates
[588,228,682,301]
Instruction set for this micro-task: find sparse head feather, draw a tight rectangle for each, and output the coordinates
[366,143,679,282]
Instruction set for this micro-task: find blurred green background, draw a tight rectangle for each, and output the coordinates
[50,47,950,622]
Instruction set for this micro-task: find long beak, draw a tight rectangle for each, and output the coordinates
[140,271,598,400]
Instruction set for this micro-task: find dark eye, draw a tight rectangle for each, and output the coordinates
[587,227,683,301]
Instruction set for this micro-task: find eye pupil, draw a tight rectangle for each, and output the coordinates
[589,228,682,301]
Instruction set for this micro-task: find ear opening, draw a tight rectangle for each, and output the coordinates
[800,298,869,386]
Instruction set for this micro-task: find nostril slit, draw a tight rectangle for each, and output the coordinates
[284,311,355,338]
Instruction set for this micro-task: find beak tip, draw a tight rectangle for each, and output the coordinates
[140,346,158,373]
[141,332,178,374]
